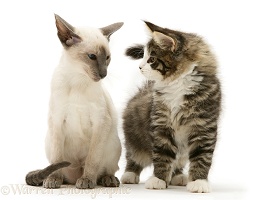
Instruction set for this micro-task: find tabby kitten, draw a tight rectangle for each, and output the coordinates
[121,21,221,193]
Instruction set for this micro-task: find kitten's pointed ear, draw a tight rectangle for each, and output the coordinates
[100,22,124,40]
[153,31,176,52]
[54,14,82,47]
[144,21,165,33]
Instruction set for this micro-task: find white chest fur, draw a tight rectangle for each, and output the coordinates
[153,66,203,130]
[153,66,202,161]
[46,58,116,164]
[50,70,107,136]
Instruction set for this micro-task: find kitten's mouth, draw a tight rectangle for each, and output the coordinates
[93,72,107,82]
[92,74,107,82]
[84,68,104,82]
[93,76,102,82]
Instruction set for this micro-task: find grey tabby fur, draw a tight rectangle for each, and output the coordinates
[121,21,221,193]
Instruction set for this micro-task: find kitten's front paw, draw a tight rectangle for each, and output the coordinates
[43,176,63,189]
[145,177,166,189]
[76,177,96,189]
[98,175,120,187]
[170,174,188,186]
[121,172,140,184]
[187,179,211,193]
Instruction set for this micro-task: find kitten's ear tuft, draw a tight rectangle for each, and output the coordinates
[100,22,124,40]
[125,44,144,60]
[153,31,176,52]
[54,14,82,48]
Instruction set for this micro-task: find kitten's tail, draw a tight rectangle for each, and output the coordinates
[125,44,144,60]
[25,161,71,186]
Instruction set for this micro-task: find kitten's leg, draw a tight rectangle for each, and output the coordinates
[98,175,120,187]
[170,168,188,186]
[145,102,178,190]
[43,170,63,189]
[145,148,175,189]
[98,134,121,187]
[76,115,114,189]
[44,125,65,189]
[121,152,144,184]
[145,130,177,189]
[187,128,217,193]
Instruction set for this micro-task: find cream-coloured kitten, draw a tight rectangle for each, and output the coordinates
[25,14,123,189]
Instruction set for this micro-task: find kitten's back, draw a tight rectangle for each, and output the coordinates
[123,81,154,152]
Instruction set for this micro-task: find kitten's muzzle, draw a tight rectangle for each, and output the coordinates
[97,59,108,79]
[99,70,107,79]
[139,62,145,70]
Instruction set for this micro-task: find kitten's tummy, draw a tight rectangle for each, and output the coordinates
[121,21,221,193]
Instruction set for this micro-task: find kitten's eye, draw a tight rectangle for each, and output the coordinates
[148,56,156,63]
[88,54,97,60]
[106,55,110,60]
[150,51,156,56]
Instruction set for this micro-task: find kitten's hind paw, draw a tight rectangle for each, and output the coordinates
[170,174,188,186]
[121,172,140,184]
[43,176,63,189]
[98,175,120,187]
[76,177,96,189]
[145,177,166,189]
[187,179,211,193]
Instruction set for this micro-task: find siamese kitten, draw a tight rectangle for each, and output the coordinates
[121,21,221,193]
[26,14,123,189]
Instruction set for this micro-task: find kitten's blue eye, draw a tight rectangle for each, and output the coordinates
[88,54,97,60]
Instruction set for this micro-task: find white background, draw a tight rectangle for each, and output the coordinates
[0,0,260,199]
